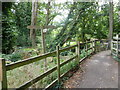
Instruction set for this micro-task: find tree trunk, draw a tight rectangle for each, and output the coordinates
[48,3,93,51]
[48,2,77,51]
[30,0,38,48]
[108,2,114,50]
[108,2,113,41]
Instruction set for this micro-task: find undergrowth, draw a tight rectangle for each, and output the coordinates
[4,45,95,88]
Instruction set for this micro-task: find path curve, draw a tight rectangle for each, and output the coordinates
[64,50,118,88]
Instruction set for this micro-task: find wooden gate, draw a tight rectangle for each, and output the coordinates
[111,34,120,58]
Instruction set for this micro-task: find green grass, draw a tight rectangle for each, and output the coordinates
[1,47,40,63]
[5,46,95,88]
[6,54,76,88]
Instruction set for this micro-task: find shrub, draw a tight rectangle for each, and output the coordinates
[10,52,23,62]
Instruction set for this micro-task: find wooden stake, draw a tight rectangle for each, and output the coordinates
[111,39,113,55]
[116,35,119,57]
[41,29,47,71]
[56,46,60,84]
[86,42,88,57]
[77,41,80,64]
[93,40,96,53]
[0,58,7,89]
[92,40,94,53]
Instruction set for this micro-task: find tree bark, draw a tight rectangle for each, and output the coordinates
[108,2,114,41]
[30,0,38,48]
[108,2,114,50]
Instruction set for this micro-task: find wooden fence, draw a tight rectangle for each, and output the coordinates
[111,34,120,58]
[0,40,105,90]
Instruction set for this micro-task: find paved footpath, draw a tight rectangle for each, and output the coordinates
[64,51,118,88]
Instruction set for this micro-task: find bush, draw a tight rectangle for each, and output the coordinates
[2,47,41,62]
[2,54,13,61]
[61,51,69,56]
[10,52,23,62]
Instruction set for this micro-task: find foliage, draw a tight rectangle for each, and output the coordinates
[2,2,32,54]
[2,47,40,62]
[3,2,120,54]
[2,2,16,54]
[2,2,120,89]
[13,2,32,46]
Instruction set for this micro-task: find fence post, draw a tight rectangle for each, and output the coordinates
[95,40,97,53]
[94,40,96,53]
[86,42,88,57]
[0,58,7,89]
[111,39,113,55]
[98,40,101,52]
[76,41,80,64]
[56,46,60,85]
[116,35,119,57]
[92,40,94,53]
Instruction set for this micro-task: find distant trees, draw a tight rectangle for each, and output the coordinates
[14,2,32,47]
[48,2,110,51]
[2,2,15,54]
[114,2,120,34]
[2,2,32,54]
[2,2,120,54]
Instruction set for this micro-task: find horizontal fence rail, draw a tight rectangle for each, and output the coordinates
[0,39,106,90]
